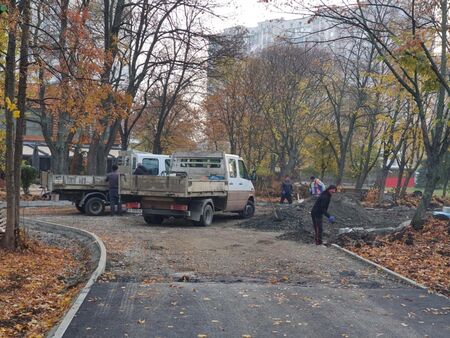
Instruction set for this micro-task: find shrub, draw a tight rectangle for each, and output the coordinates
[21,163,38,195]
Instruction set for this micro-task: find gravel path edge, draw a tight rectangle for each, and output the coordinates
[22,218,107,338]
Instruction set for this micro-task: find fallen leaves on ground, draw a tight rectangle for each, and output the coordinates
[0,243,84,337]
[347,219,450,296]
[0,191,46,202]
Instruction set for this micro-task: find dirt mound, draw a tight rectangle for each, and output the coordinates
[242,192,415,244]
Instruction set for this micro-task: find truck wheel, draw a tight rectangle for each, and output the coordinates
[85,197,105,216]
[144,215,164,225]
[240,200,255,219]
[75,201,85,214]
[195,204,214,226]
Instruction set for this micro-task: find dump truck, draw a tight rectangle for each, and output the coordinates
[41,151,256,226]
[41,151,170,216]
[119,151,256,226]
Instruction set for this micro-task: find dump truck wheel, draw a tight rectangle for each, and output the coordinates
[85,197,105,216]
[144,215,164,225]
[75,201,85,214]
[195,204,214,226]
[240,200,255,219]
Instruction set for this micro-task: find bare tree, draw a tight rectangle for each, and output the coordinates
[287,0,450,228]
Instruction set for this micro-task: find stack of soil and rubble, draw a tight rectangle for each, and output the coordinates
[242,192,415,244]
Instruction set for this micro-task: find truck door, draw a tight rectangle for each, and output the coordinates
[226,156,249,211]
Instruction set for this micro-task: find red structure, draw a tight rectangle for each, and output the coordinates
[385,177,415,188]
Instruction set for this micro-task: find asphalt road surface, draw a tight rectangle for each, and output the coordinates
[34,210,449,338]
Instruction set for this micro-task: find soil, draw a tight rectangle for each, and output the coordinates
[241,192,415,244]
[32,210,403,290]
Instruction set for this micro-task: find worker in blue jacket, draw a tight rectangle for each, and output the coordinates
[311,185,337,245]
[280,176,294,204]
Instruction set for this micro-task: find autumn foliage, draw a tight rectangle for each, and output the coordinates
[0,242,85,337]
[348,219,450,297]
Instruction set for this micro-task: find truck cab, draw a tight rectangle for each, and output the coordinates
[117,150,170,175]
[224,154,255,212]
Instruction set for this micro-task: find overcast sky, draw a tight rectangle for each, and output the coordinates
[211,0,347,32]
[212,0,301,31]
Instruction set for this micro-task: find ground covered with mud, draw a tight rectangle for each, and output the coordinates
[241,192,415,243]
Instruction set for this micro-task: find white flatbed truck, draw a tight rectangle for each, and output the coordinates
[119,151,256,226]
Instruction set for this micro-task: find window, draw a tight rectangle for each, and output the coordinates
[228,159,237,178]
[238,160,249,179]
[165,159,171,172]
[132,157,137,170]
[142,158,159,175]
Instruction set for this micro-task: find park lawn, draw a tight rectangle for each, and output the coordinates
[348,219,450,297]
[0,242,84,337]
[404,187,446,197]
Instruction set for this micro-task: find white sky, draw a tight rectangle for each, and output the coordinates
[213,0,301,31]
[211,0,348,32]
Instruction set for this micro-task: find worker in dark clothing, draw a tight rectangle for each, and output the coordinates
[310,185,337,245]
[106,164,122,216]
[133,164,148,175]
[280,176,294,204]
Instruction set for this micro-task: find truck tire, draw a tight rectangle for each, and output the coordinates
[240,200,255,219]
[85,197,105,216]
[195,203,214,226]
[75,201,85,214]
[144,215,164,225]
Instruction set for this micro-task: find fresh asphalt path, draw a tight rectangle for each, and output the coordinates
[64,283,449,337]
[34,212,449,338]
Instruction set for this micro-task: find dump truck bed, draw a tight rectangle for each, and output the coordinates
[42,172,108,192]
[119,175,227,197]
[119,151,229,197]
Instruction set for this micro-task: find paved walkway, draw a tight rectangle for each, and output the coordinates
[31,213,449,338]
[65,283,449,337]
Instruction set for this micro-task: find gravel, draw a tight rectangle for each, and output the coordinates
[31,209,405,290]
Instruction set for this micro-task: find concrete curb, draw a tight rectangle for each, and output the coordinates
[331,244,427,289]
[331,243,449,300]
[22,218,107,338]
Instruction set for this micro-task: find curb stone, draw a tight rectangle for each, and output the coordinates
[22,218,107,338]
[331,243,449,300]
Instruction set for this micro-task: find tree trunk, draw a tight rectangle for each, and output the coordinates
[51,145,70,174]
[400,169,415,198]
[1,0,18,250]
[375,168,389,203]
[152,135,163,154]
[14,0,31,234]
[95,144,108,176]
[355,169,370,192]
[336,156,346,186]
[411,164,440,229]
[443,176,449,197]
[87,136,100,175]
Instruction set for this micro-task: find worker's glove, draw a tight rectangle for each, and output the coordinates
[328,216,336,224]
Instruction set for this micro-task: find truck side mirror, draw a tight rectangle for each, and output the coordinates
[250,170,257,181]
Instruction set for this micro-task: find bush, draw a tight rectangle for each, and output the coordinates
[21,163,38,195]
